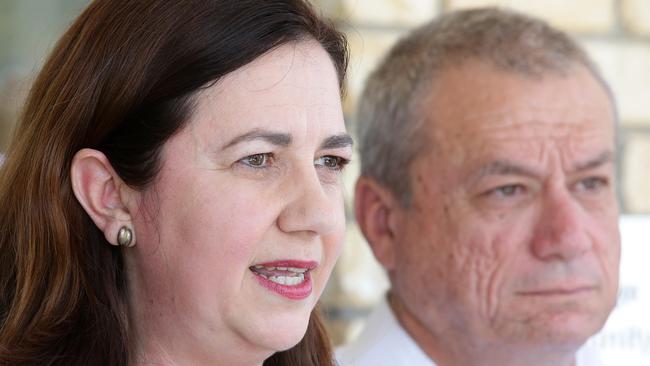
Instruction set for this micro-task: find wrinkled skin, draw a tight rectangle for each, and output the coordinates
[389,62,620,366]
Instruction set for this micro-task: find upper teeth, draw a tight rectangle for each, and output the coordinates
[253,265,308,273]
[268,274,305,286]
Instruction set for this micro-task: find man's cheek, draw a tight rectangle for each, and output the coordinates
[463,234,509,312]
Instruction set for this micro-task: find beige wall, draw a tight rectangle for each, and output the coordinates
[0,0,88,152]
[0,0,648,349]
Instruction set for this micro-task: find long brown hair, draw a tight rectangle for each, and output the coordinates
[0,1,347,365]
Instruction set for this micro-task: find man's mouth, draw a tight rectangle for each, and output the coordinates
[517,285,597,297]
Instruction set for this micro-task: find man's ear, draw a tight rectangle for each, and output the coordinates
[354,176,401,271]
[70,148,137,246]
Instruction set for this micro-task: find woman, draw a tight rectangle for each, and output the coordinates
[0,1,351,365]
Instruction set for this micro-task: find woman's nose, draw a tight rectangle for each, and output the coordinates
[276,166,343,237]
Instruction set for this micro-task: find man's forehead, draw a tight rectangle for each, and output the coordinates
[432,119,614,166]
[436,115,614,144]
[428,61,610,110]
[423,62,615,151]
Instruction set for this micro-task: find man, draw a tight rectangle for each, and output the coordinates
[338,7,620,366]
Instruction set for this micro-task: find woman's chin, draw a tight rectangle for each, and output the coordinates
[253,311,312,352]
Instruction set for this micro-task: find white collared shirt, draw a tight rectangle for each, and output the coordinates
[336,298,436,366]
[336,297,604,366]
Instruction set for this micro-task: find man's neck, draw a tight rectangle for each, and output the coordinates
[387,292,578,366]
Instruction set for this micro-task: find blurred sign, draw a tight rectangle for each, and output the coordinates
[586,215,650,365]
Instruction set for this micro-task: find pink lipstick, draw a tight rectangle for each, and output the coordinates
[250,260,318,300]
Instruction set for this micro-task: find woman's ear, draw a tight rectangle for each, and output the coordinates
[354,176,400,271]
[70,148,137,246]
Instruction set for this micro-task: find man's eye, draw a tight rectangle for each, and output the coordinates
[240,153,273,168]
[576,177,608,193]
[489,184,525,198]
[315,155,349,171]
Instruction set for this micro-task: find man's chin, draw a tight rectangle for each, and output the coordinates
[496,305,610,348]
[545,315,606,345]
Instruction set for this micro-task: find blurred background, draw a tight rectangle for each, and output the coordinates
[0,0,648,364]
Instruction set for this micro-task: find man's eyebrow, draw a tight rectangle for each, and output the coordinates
[222,129,292,150]
[320,133,353,150]
[470,151,615,183]
[472,160,541,182]
[571,150,614,172]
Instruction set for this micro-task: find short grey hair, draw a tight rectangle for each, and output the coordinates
[356,7,612,206]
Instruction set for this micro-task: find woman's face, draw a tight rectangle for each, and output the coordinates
[127,41,350,364]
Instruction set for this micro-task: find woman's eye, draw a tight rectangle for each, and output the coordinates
[315,155,349,171]
[240,153,273,168]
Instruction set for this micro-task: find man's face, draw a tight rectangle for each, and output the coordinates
[391,62,620,349]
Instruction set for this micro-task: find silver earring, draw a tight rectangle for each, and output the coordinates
[117,226,135,247]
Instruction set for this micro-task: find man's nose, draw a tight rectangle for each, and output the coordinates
[276,166,342,236]
[531,184,592,261]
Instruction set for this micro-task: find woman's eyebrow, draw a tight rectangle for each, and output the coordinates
[320,133,353,149]
[222,129,292,150]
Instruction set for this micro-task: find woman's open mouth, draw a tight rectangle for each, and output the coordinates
[250,260,318,300]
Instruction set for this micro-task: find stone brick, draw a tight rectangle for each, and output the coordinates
[622,135,650,213]
[340,0,440,26]
[0,72,30,152]
[334,225,389,306]
[311,0,346,20]
[621,0,650,36]
[583,40,650,126]
[446,0,615,33]
[342,151,360,216]
[343,28,403,117]
[322,316,367,346]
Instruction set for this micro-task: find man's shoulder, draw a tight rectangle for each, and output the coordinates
[575,341,606,366]
[335,299,437,366]
[336,331,437,366]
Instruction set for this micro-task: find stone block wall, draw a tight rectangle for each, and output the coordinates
[0,0,648,352]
